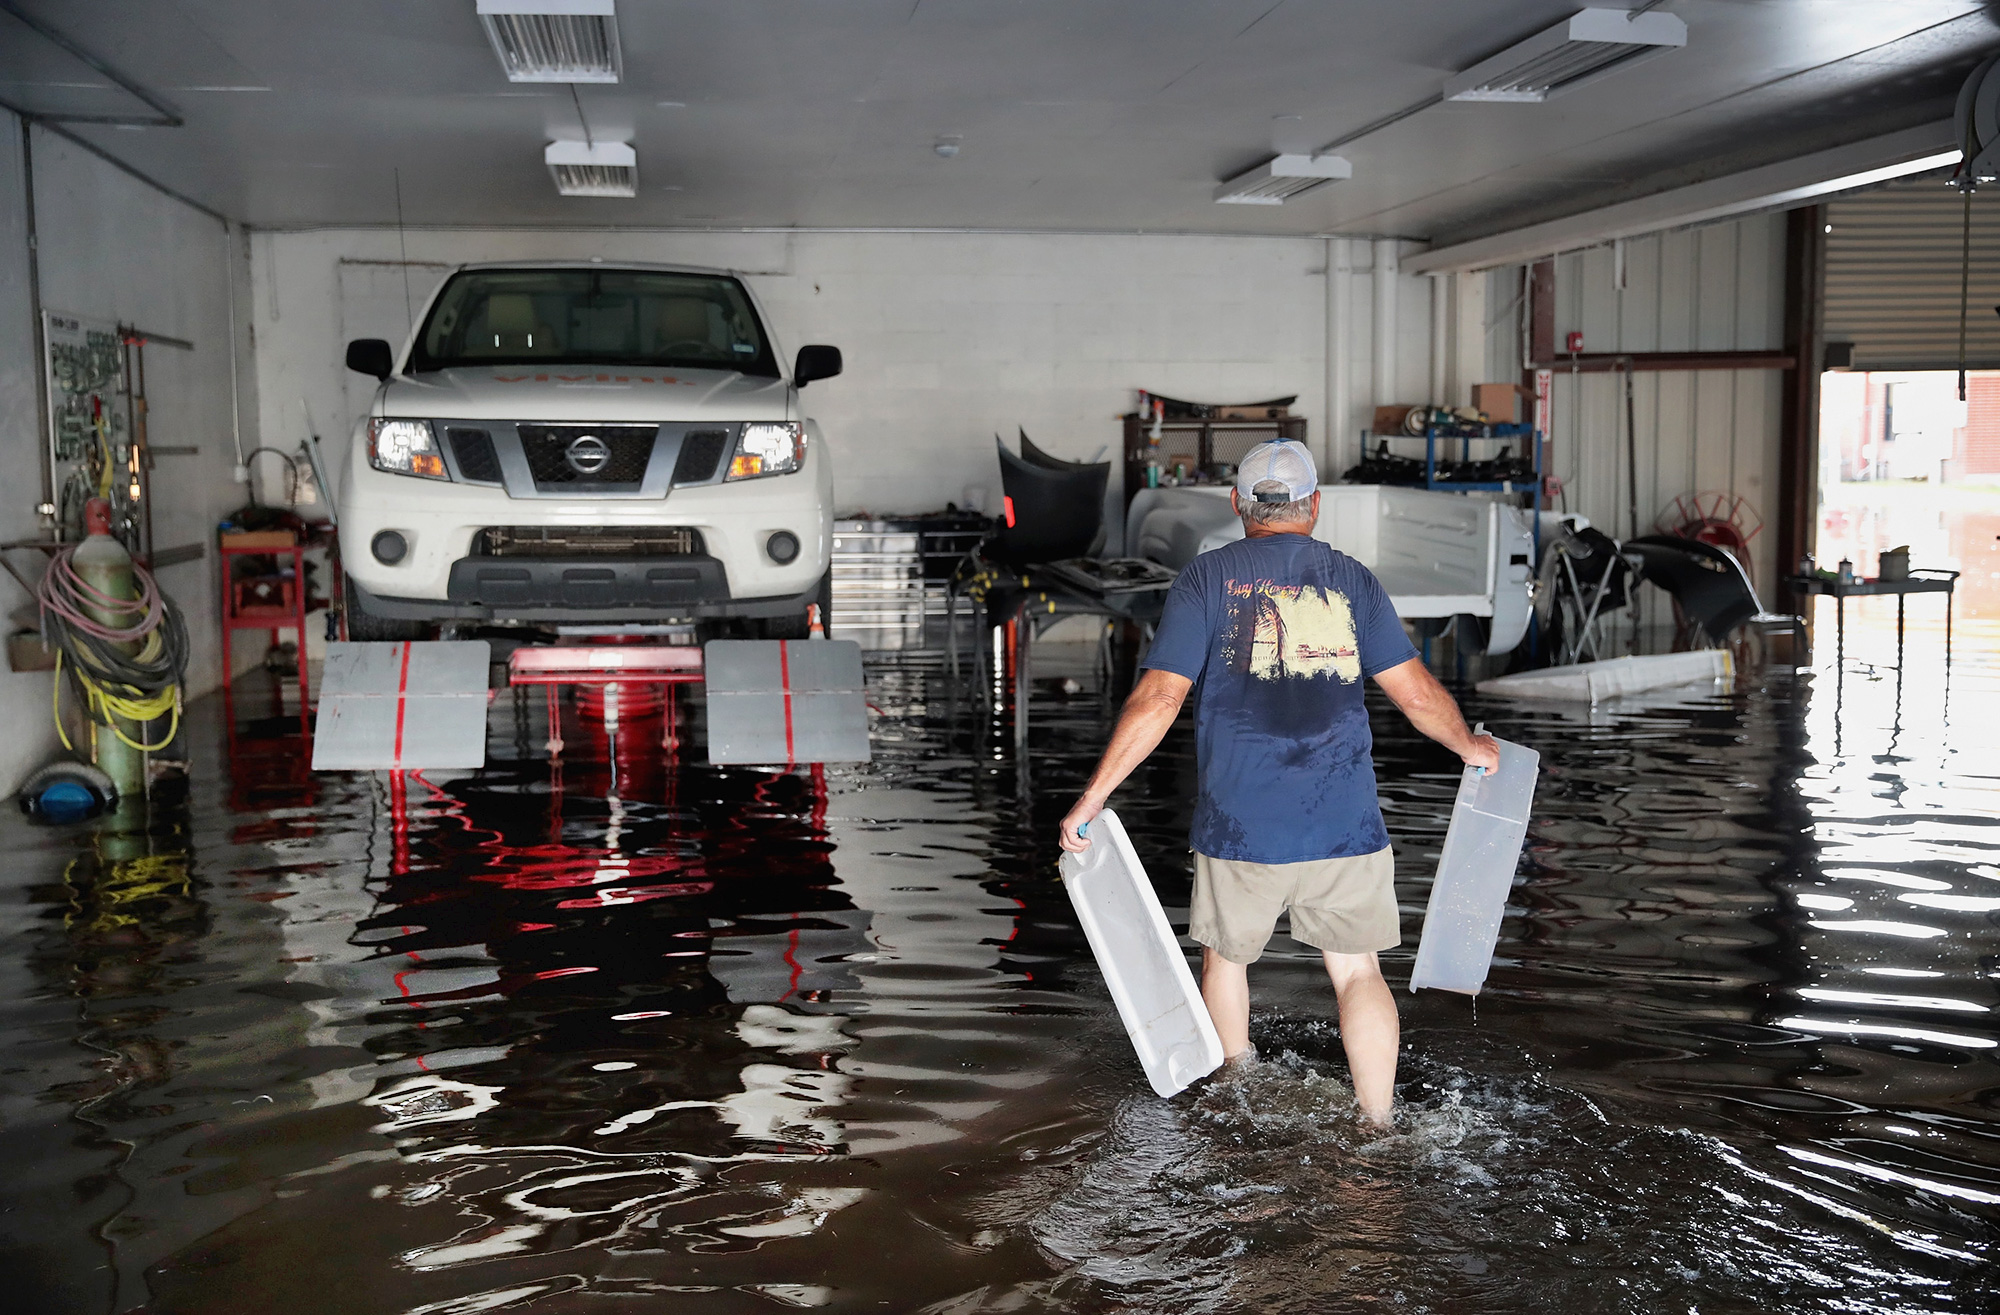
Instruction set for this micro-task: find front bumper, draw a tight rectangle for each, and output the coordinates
[338,418,832,619]
[354,565,823,623]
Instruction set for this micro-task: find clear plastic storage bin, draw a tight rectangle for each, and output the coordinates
[1409,735,1540,994]
[1060,808,1225,1097]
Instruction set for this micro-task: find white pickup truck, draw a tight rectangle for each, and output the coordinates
[1125,483,1537,654]
[335,261,840,640]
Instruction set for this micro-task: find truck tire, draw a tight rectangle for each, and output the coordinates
[343,576,430,642]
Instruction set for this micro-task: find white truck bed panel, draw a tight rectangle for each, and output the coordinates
[1125,484,1535,648]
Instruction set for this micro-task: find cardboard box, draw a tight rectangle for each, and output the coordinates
[1472,383,1522,424]
[1373,404,1418,436]
[1216,403,1289,420]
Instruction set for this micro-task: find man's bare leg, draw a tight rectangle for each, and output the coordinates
[1322,950,1399,1126]
[1200,947,1253,1059]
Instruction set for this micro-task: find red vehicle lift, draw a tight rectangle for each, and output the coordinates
[506,644,705,757]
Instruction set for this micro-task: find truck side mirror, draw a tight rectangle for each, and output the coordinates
[794,344,842,388]
[346,338,394,380]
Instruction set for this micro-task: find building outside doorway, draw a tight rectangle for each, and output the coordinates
[1816,370,2000,663]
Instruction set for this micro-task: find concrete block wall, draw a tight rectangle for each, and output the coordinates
[0,118,254,795]
[250,227,1447,526]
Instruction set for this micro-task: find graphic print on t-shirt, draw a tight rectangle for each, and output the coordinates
[1221,580,1362,683]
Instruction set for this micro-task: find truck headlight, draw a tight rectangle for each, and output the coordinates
[368,419,449,480]
[728,422,805,479]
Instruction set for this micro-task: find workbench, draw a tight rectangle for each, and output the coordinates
[1787,570,1959,673]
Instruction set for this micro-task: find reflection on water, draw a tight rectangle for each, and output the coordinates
[3,628,1999,1313]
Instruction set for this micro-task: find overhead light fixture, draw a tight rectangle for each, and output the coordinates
[1213,153,1352,205]
[546,140,636,196]
[1445,7,1685,103]
[477,0,622,83]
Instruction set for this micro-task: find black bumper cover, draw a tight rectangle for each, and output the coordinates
[448,554,729,609]
[353,557,818,623]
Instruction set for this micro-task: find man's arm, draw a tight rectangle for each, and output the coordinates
[1372,656,1500,773]
[1057,668,1195,853]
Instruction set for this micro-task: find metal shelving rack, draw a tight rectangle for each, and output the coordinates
[1360,428,1542,493]
[830,513,991,647]
[1122,414,1308,498]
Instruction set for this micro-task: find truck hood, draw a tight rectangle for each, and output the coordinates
[374,366,794,422]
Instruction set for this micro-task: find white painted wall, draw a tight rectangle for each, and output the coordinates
[253,219,1787,647]
[0,117,253,795]
[250,227,1446,538]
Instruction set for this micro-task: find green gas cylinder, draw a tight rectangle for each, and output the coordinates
[71,499,148,798]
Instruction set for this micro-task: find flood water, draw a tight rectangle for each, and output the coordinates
[4,612,1999,1314]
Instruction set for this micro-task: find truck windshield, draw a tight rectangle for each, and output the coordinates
[408,268,780,376]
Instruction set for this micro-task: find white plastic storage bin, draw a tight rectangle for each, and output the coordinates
[1060,808,1225,1097]
[1409,736,1540,994]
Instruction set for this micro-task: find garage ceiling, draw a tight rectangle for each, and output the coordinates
[3,0,1997,244]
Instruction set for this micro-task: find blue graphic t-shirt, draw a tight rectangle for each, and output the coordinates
[1142,533,1418,864]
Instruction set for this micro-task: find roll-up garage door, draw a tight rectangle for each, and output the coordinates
[1824,181,2000,372]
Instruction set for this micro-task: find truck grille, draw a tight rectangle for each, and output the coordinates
[672,428,731,484]
[518,425,657,489]
[473,525,704,557]
[447,428,504,483]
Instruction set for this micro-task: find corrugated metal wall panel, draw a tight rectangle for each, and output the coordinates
[1825,181,2000,372]
[1538,212,1788,640]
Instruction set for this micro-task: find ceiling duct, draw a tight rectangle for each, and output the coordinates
[477,0,622,83]
[546,140,637,196]
[1444,7,1685,104]
[1213,153,1352,205]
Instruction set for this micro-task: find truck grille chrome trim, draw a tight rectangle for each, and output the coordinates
[415,420,748,499]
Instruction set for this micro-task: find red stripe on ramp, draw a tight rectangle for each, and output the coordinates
[392,641,412,767]
[779,640,795,769]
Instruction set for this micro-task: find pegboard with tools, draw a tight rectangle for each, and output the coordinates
[44,312,147,550]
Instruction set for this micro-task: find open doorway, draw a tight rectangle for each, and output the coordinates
[1816,370,2000,653]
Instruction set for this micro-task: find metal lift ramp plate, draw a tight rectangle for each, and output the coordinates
[703,639,870,765]
[1059,807,1224,1098]
[312,641,492,771]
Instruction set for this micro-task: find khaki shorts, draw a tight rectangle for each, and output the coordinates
[1189,846,1398,963]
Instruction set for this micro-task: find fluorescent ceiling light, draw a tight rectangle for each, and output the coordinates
[1214,153,1352,205]
[478,0,621,84]
[1445,7,1685,104]
[546,140,636,197]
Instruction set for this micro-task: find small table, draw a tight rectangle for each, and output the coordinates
[220,531,316,733]
[1787,570,1958,672]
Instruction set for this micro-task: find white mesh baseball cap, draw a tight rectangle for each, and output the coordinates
[1235,440,1318,503]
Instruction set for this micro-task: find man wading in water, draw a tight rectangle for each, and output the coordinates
[1058,440,1499,1126]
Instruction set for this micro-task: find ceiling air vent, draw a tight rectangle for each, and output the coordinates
[477,0,622,84]
[1214,153,1352,206]
[546,140,637,197]
[1444,7,1685,104]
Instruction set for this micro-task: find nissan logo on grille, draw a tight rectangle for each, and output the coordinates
[564,434,611,475]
